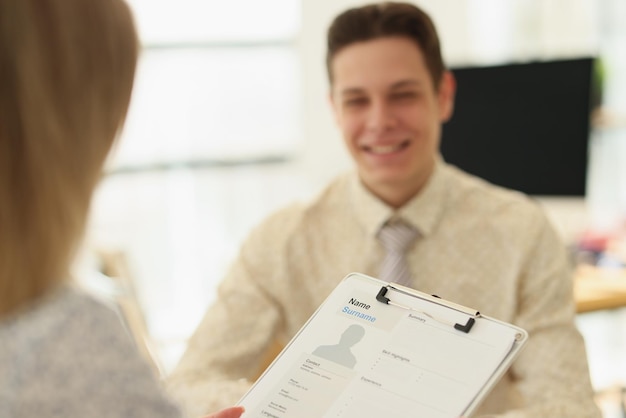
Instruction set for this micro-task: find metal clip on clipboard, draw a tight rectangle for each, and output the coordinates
[376,285,480,333]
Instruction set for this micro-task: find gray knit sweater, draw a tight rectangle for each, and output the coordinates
[0,285,182,418]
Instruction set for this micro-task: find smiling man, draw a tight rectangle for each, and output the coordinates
[330,35,455,208]
[168,3,601,417]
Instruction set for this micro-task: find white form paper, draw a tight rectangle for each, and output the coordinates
[238,273,525,418]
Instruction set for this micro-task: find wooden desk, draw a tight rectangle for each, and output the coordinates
[575,265,626,313]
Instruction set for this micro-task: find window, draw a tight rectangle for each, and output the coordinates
[88,0,302,372]
[111,0,302,170]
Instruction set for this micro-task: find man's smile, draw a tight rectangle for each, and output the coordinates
[362,139,411,155]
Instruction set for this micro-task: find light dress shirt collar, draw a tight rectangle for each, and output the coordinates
[349,156,448,239]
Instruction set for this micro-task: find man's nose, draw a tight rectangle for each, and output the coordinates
[366,100,397,132]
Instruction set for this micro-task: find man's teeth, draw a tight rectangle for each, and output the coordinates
[370,144,402,154]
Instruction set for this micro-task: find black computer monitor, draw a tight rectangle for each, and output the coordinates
[440,57,595,196]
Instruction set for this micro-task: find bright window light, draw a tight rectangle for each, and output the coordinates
[110,0,302,170]
[126,0,300,44]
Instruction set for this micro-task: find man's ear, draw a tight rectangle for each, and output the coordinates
[438,71,456,123]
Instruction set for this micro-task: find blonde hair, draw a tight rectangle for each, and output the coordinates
[0,0,139,316]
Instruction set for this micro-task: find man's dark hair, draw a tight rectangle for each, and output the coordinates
[326,2,445,89]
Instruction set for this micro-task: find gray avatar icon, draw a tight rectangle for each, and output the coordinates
[313,324,365,368]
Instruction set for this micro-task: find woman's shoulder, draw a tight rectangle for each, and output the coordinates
[1,285,182,418]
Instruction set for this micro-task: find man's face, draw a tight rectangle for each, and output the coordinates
[330,36,455,207]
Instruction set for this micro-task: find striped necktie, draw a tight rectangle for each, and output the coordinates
[377,219,419,287]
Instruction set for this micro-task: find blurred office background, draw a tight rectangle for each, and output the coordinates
[79,0,626,415]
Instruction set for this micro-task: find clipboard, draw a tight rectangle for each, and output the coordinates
[237,273,528,418]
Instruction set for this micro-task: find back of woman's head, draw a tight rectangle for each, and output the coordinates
[0,0,139,316]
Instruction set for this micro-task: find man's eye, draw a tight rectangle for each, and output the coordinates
[392,91,418,100]
[344,97,368,107]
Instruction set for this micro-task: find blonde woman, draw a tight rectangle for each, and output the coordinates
[0,1,242,417]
